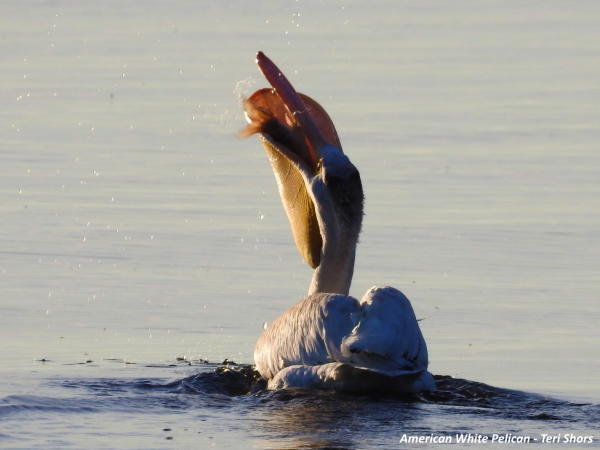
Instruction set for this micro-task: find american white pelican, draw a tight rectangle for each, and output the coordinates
[241,52,434,393]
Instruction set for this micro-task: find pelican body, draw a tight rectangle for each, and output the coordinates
[242,52,434,393]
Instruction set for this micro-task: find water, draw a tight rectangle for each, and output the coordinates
[1,0,599,447]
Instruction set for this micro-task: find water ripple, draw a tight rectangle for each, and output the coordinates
[34,364,593,430]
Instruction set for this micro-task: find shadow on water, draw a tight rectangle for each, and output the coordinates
[2,362,598,448]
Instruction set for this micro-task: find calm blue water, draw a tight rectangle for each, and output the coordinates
[1,1,599,447]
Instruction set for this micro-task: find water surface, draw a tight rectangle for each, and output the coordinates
[1,0,599,447]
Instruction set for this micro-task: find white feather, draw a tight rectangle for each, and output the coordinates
[254,286,434,392]
[254,293,360,380]
[340,286,429,377]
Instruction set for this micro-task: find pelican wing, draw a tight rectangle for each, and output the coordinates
[254,293,359,379]
[340,286,430,377]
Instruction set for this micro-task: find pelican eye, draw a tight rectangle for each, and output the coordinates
[315,157,324,175]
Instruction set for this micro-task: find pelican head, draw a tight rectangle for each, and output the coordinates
[241,52,363,295]
[241,52,364,294]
